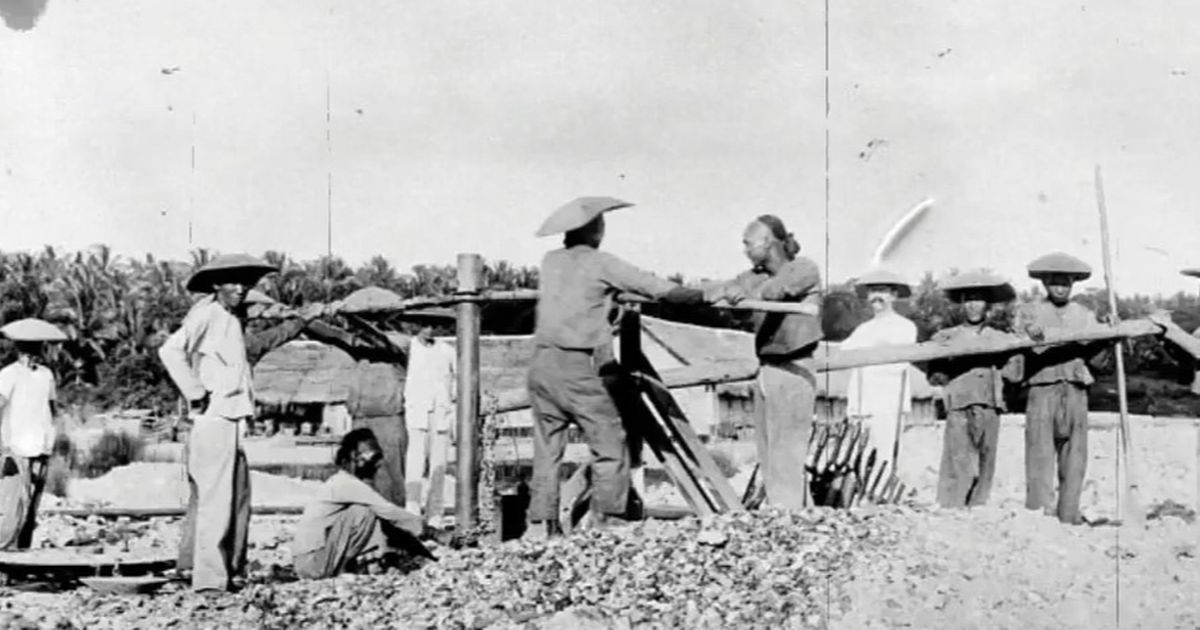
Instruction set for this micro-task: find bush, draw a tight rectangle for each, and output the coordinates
[80,430,145,479]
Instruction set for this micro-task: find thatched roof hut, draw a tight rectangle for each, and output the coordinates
[253,340,360,406]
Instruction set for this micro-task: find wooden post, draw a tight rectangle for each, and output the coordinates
[1095,165,1142,527]
[454,253,483,530]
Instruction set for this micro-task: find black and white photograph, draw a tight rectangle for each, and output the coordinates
[1,1,1198,627]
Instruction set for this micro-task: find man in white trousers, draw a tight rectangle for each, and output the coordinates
[840,269,918,487]
[399,309,456,525]
[159,253,278,593]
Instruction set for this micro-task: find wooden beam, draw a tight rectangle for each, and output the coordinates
[455,253,483,530]
[483,318,1183,414]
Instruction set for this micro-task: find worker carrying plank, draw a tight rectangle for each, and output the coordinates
[1016,252,1107,525]
[701,215,824,510]
[525,197,707,538]
[840,269,919,483]
[927,271,1023,509]
[0,319,66,551]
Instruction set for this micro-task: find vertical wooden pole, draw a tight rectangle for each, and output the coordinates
[620,306,646,512]
[455,253,482,530]
[1094,165,1142,528]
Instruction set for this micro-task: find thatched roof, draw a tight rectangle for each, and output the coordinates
[253,341,360,405]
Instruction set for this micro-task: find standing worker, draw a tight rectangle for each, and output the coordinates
[703,215,824,511]
[0,319,66,550]
[527,197,706,538]
[840,269,918,481]
[928,271,1023,509]
[398,309,457,525]
[1016,252,1105,525]
[159,253,278,592]
[174,291,328,584]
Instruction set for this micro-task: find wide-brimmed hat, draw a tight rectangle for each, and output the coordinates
[1,318,68,342]
[854,268,912,298]
[185,254,278,293]
[340,286,405,314]
[1027,252,1092,281]
[535,197,633,237]
[1182,268,1200,279]
[941,270,1016,303]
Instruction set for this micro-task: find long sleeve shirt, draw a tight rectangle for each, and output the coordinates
[705,257,823,360]
[1014,300,1102,386]
[841,311,918,417]
[292,470,424,556]
[157,296,255,419]
[244,318,309,365]
[403,338,455,429]
[928,324,1023,411]
[534,245,685,350]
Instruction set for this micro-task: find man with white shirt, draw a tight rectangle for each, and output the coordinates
[159,253,278,592]
[399,309,457,523]
[0,319,64,550]
[840,269,918,481]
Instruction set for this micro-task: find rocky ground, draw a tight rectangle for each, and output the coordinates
[0,416,1196,629]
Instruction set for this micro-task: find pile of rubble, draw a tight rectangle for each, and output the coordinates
[0,507,909,629]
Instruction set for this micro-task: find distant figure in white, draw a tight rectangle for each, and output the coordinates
[839,270,918,477]
[398,309,457,525]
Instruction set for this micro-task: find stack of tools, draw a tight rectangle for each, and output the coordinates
[743,420,911,510]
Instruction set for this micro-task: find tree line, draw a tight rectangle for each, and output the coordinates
[0,246,1196,413]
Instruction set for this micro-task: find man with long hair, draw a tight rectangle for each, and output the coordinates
[703,215,824,511]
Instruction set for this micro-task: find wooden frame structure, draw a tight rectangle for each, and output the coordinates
[255,252,1200,530]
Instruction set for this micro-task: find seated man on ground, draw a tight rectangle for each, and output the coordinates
[291,428,431,579]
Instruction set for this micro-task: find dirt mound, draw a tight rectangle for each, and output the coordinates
[66,462,321,510]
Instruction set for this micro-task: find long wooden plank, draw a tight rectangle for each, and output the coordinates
[638,391,721,516]
[483,318,1184,414]
[638,377,743,512]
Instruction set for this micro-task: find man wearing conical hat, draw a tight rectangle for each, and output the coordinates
[158,253,278,592]
[0,319,66,550]
[1015,252,1104,525]
[839,269,918,491]
[927,271,1023,508]
[526,197,706,538]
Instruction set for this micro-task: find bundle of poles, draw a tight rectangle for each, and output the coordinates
[255,252,1200,529]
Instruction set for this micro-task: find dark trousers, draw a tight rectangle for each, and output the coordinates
[1025,382,1089,524]
[528,346,630,521]
[937,405,1000,508]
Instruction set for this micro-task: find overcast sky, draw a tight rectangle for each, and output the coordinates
[2,0,1198,296]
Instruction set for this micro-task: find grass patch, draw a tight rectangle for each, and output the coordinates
[77,430,146,479]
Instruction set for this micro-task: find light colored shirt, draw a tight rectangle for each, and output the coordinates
[403,338,455,430]
[157,295,255,419]
[292,470,423,556]
[534,245,680,350]
[1015,300,1101,386]
[0,361,56,457]
[841,311,918,417]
